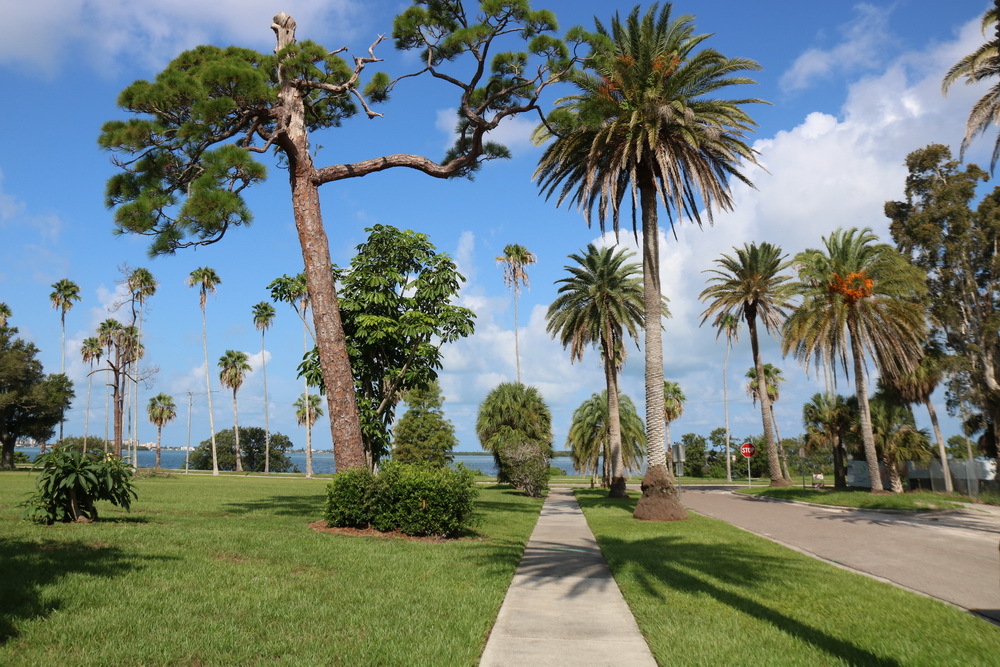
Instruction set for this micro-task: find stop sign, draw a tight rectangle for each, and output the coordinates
[740,442,756,458]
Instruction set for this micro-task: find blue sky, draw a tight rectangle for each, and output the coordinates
[0,1,992,457]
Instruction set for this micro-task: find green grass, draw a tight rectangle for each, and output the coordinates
[0,471,543,665]
[576,490,1000,666]
[735,486,965,510]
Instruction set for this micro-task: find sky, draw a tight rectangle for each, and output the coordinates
[0,0,994,459]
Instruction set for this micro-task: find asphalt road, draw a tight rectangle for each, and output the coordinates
[680,486,1000,624]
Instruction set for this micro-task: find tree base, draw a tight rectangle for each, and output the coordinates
[633,464,687,521]
[608,476,628,499]
[769,477,792,488]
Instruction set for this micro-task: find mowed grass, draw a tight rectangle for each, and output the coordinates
[0,472,542,665]
[576,490,1000,666]
[736,486,965,510]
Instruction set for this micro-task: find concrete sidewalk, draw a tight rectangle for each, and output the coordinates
[479,488,656,666]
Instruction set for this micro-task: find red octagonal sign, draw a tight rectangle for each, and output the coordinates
[740,442,756,458]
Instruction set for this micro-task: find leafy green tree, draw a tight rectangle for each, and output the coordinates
[947,434,976,460]
[80,337,103,451]
[189,427,294,473]
[49,278,81,445]
[187,267,221,475]
[252,302,276,474]
[100,3,576,474]
[546,244,651,497]
[784,228,927,492]
[802,393,853,488]
[701,242,793,487]
[746,363,792,481]
[391,381,457,467]
[566,391,645,487]
[218,350,252,472]
[0,326,74,470]
[497,243,537,384]
[0,303,10,327]
[294,393,323,478]
[147,393,177,469]
[678,433,707,477]
[477,382,553,491]
[534,3,765,521]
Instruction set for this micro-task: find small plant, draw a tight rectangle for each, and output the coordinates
[22,448,137,524]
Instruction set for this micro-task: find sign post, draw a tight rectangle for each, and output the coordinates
[740,442,756,488]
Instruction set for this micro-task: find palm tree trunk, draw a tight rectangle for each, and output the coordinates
[772,412,792,481]
[262,330,270,475]
[633,171,685,521]
[133,309,144,466]
[724,340,732,483]
[156,425,162,469]
[749,314,787,487]
[104,377,110,454]
[848,315,884,492]
[233,390,242,472]
[84,372,93,450]
[202,303,219,475]
[925,398,953,492]
[832,435,847,488]
[513,290,522,384]
[884,454,905,493]
[604,320,627,498]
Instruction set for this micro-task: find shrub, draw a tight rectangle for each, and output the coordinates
[499,442,549,498]
[22,449,137,524]
[325,462,478,537]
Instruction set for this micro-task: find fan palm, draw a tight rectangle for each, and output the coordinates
[187,267,221,475]
[662,380,685,476]
[534,3,765,520]
[50,278,81,445]
[477,382,553,482]
[567,391,645,488]
[497,244,537,384]
[252,302,276,474]
[80,337,102,451]
[218,350,252,472]
[295,393,324,478]
[783,227,927,492]
[746,363,791,481]
[868,391,933,494]
[147,393,177,469]
[700,242,793,486]
[712,313,740,482]
[546,244,651,497]
[802,392,853,489]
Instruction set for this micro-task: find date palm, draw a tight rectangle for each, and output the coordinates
[746,363,791,481]
[711,313,740,482]
[567,391,645,488]
[546,244,650,497]
[295,393,324,478]
[534,3,765,520]
[50,278,81,445]
[81,337,102,451]
[252,302,276,474]
[783,228,927,492]
[700,242,793,487]
[663,380,685,476]
[147,393,177,469]
[497,244,537,385]
[219,350,252,472]
[187,267,221,475]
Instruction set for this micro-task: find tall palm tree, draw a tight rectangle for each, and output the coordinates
[50,278,81,445]
[746,363,792,481]
[281,275,315,477]
[783,228,927,493]
[534,4,764,521]
[218,350,251,472]
[252,302,276,474]
[187,267,221,475]
[700,242,793,487]
[97,318,121,453]
[567,391,645,488]
[942,4,1000,172]
[497,243,537,385]
[126,267,157,461]
[295,392,324,478]
[80,337,102,450]
[0,302,10,326]
[711,313,740,482]
[147,393,177,469]
[545,244,649,497]
[663,380,686,476]
[803,392,853,489]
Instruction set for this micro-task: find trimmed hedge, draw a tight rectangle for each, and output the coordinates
[325,462,478,537]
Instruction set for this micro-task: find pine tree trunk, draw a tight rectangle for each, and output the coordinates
[848,315,884,492]
[749,314,787,486]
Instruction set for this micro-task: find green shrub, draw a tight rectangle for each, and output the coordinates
[12,451,31,465]
[548,465,564,477]
[22,449,137,524]
[499,442,549,498]
[325,462,478,537]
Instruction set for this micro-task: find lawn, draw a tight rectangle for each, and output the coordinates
[576,490,1000,666]
[0,471,543,665]
[735,486,965,510]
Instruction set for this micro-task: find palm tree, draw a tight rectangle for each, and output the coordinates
[252,302,276,474]
[50,278,81,445]
[746,363,792,481]
[662,381,686,475]
[868,391,933,494]
[534,4,764,520]
[783,228,927,493]
[97,318,121,453]
[567,391,645,488]
[942,4,1000,172]
[187,267,221,475]
[700,242,793,487]
[0,302,10,326]
[81,337,102,450]
[712,313,740,482]
[218,350,252,472]
[497,244,537,384]
[126,267,157,461]
[802,392,853,489]
[477,382,553,483]
[295,392,324,478]
[147,393,177,469]
[545,244,649,497]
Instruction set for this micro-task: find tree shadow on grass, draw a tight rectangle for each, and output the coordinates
[222,493,326,517]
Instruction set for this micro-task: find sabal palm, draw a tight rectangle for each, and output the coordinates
[567,391,645,487]
[252,302,276,474]
[126,268,157,456]
[712,313,740,482]
[802,392,852,489]
[700,242,793,486]
[546,244,648,497]
[50,278,81,445]
[534,3,764,520]
[662,380,685,473]
[942,5,1000,171]
[477,382,553,481]
[147,393,177,469]
[497,243,537,384]
[218,350,251,472]
[295,393,324,478]
[783,227,927,493]
[81,337,102,450]
[868,392,933,494]
[746,362,791,481]
[187,267,221,475]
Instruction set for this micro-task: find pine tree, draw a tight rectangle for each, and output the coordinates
[392,381,457,467]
